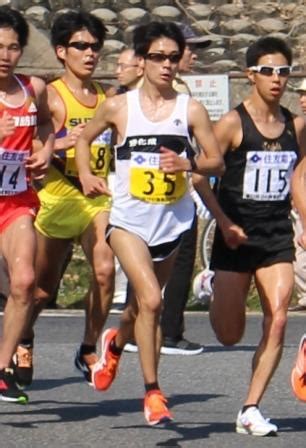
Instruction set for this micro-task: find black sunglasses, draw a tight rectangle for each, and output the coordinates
[249,65,292,77]
[67,41,102,52]
[145,52,181,63]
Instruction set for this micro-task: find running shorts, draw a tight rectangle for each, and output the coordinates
[0,188,39,233]
[210,215,295,272]
[35,188,111,239]
[106,224,182,262]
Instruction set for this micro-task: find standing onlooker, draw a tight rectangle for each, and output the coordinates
[13,11,115,389]
[161,24,212,355]
[0,6,54,403]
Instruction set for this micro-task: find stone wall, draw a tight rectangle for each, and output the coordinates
[3,0,305,109]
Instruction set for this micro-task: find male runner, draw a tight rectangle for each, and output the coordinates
[197,37,306,436]
[13,11,115,388]
[76,21,224,425]
[0,6,54,403]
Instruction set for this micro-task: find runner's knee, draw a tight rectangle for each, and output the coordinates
[10,268,35,302]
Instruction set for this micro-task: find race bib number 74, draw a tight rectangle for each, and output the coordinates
[243,150,297,201]
[0,148,29,195]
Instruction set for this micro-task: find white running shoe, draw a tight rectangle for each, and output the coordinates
[192,269,214,305]
[236,407,278,436]
[123,342,138,353]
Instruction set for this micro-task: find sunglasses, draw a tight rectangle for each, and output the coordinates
[145,52,181,63]
[249,65,292,77]
[67,41,102,52]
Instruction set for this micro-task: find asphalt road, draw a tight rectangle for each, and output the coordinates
[0,311,306,448]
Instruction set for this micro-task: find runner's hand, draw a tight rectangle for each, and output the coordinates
[25,149,51,180]
[79,173,111,198]
[221,222,248,249]
[159,146,188,173]
[0,111,15,141]
[58,124,86,150]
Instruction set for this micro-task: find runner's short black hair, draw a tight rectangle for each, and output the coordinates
[246,36,292,67]
[0,6,29,48]
[51,11,107,48]
[133,21,185,58]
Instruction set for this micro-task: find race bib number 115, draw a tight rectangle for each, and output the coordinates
[243,150,297,201]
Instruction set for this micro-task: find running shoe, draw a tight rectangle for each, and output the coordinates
[192,269,214,306]
[291,333,306,402]
[144,389,173,426]
[161,337,204,355]
[74,348,98,386]
[12,344,33,389]
[236,407,278,436]
[123,340,138,353]
[92,328,120,391]
[0,368,28,404]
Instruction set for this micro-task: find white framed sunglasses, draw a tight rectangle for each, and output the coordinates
[248,65,292,77]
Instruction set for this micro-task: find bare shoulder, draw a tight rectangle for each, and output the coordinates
[103,92,127,111]
[187,97,211,129]
[46,82,64,115]
[28,75,47,96]
[188,97,208,115]
[214,109,241,131]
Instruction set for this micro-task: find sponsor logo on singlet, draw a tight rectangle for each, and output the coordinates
[13,115,37,127]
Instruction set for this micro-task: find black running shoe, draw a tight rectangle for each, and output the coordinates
[74,348,98,386]
[161,337,204,355]
[12,344,33,389]
[0,368,28,404]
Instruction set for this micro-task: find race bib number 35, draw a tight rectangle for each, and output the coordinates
[129,151,187,204]
[0,148,29,195]
[243,150,297,201]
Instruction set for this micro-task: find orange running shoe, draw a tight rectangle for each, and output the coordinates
[92,328,120,391]
[291,333,306,402]
[144,389,173,426]
[12,345,33,389]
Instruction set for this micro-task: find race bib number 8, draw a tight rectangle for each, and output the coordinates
[65,145,111,178]
[0,149,29,195]
[243,150,297,201]
[129,151,187,204]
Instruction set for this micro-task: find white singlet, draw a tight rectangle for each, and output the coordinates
[110,89,195,246]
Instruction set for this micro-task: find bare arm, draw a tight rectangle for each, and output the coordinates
[192,173,247,249]
[46,84,88,152]
[291,115,306,248]
[25,76,54,180]
[159,98,225,176]
[191,110,247,249]
[187,98,225,176]
[75,96,121,197]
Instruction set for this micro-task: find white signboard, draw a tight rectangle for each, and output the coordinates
[182,74,229,121]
